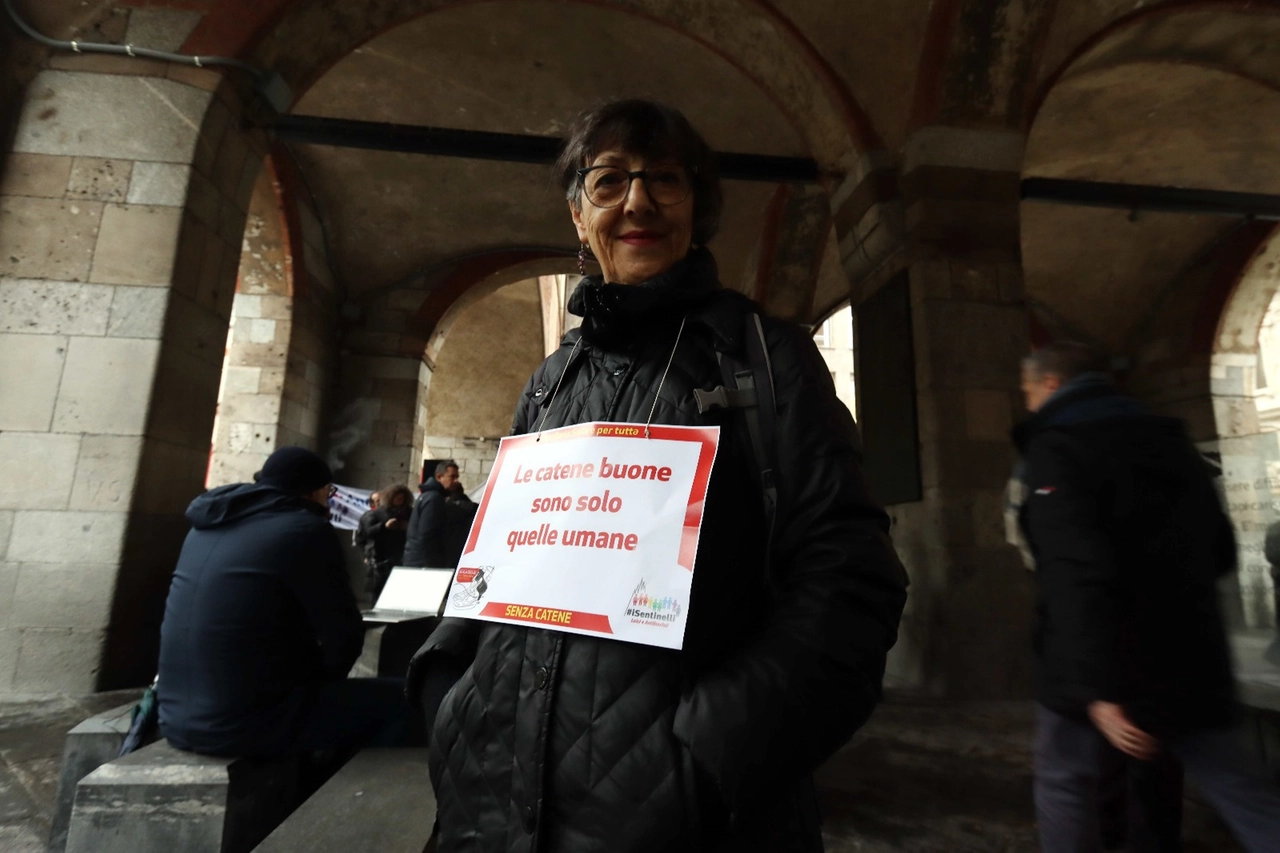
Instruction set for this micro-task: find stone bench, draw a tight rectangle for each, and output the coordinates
[64,740,304,853]
[48,701,138,853]
[252,748,435,853]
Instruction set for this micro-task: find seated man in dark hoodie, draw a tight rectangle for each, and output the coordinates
[157,446,409,756]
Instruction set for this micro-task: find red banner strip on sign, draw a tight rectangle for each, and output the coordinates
[479,602,614,634]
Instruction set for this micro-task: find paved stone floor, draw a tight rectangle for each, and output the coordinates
[0,693,1245,852]
[0,690,140,853]
[818,698,1242,852]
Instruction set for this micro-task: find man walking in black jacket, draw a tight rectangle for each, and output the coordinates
[403,459,461,568]
[157,446,410,756]
[1015,342,1280,852]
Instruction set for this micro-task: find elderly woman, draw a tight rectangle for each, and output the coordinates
[408,100,907,852]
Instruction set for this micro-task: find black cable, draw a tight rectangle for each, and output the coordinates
[3,0,269,83]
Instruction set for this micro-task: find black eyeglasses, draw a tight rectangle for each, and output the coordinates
[576,164,693,209]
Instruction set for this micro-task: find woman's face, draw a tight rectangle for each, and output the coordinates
[570,149,695,285]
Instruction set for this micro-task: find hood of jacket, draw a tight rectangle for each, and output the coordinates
[419,477,447,500]
[185,482,324,530]
[1012,373,1146,452]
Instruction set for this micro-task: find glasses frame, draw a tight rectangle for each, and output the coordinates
[575,164,694,209]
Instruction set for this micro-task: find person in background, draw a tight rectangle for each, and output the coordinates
[1006,378,1184,853]
[156,446,410,756]
[403,459,460,568]
[355,483,414,602]
[1015,342,1280,853]
[443,478,479,567]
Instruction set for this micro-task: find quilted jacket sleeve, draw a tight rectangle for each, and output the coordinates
[672,321,908,811]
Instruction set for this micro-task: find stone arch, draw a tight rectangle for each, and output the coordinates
[246,0,878,169]
[417,255,579,490]
[329,249,573,490]
[1022,2,1280,632]
[1203,228,1280,629]
[248,0,898,324]
[1027,2,1280,127]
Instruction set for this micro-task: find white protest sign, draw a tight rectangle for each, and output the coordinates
[443,422,720,650]
[327,484,374,531]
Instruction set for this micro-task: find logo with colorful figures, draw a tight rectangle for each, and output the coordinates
[624,579,683,627]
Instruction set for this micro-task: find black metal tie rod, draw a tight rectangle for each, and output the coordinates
[1021,176,1280,221]
[268,114,822,184]
[266,118,1280,218]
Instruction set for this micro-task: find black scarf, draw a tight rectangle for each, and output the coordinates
[567,247,720,349]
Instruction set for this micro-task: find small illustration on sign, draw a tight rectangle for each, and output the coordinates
[451,566,494,611]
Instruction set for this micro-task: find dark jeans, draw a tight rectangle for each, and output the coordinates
[290,677,412,752]
[1098,745,1184,851]
[1035,704,1280,853]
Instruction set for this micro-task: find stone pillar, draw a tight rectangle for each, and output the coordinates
[0,67,265,692]
[330,355,424,491]
[207,168,292,487]
[851,127,1034,697]
[206,162,339,487]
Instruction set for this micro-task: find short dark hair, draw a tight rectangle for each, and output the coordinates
[435,460,459,478]
[1023,341,1110,382]
[554,99,723,245]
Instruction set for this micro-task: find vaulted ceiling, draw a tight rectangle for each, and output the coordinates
[9,0,1280,343]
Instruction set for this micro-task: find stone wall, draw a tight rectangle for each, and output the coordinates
[424,279,544,440]
[330,355,424,492]
[0,56,267,690]
[279,194,338,451]
[421,437,500,495]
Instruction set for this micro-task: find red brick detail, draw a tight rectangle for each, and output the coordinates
[754,184,790,303]
[179,0,296,57]
[907,0,964,130]
[266,145,305,298]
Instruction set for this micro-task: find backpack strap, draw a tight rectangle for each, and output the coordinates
[693,312,779,563]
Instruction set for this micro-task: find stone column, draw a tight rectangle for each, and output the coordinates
[844,127,1035,698]
[207,168,292,487]
[0,67,264,692]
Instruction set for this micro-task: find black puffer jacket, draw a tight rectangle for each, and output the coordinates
[1014,377,1237,734]
[409,250,907,852]
[355,505,410,566]
[404,479,451,568]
